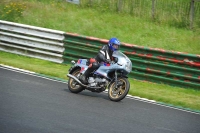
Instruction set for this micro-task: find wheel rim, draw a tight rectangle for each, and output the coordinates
[109,79,126,99]
[69,71,81,90]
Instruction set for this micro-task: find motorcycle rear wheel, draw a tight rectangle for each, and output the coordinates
[108,77,130,102]
[68,69,84,93]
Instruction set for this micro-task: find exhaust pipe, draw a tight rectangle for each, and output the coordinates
[67,74,102,90]
[67,74,87,87]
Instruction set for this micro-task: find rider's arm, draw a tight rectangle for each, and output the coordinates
[96,51,107,62]
[95,45,112,63]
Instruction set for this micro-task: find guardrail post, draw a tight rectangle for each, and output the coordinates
[190,0,195,29]
[152,0,156,20]
[118,0,123,12]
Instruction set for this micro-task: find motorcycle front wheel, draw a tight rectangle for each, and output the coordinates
[108,77,130,102]
[68,69,84,93]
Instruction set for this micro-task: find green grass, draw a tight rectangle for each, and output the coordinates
[0,51,69,79]
[1,51,200,111]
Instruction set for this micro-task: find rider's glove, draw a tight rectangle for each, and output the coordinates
[114,57,118,63]
[105,59,111,64]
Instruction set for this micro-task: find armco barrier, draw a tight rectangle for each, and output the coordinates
[0,20,65,63]
[64,32,200,89]
[0,21,199,89]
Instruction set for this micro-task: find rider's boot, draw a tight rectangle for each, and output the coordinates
[79,68,94,84]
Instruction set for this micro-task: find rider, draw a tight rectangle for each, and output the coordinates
[79,37,121,84]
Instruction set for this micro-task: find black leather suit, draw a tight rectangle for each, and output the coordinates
[95,45,113,63]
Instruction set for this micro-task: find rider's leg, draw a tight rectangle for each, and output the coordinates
[79,67,93,84]
[79,62,99,84]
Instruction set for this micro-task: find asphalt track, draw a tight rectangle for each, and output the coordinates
[0,66,200,133]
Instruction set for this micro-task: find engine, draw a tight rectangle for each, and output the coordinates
[88,77,108,87]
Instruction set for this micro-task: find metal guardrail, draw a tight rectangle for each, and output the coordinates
[64,32,200,89]
[0,21,199,89]
[0,20,65,63]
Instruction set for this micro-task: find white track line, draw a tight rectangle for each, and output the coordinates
[0,64,67,84]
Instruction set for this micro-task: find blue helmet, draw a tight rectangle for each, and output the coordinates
[108,38,120,51]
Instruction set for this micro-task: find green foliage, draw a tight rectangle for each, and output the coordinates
[80,0,200,29]
[0,1,26,22]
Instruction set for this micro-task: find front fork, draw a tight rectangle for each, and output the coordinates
[115,70,118,89]
[114,70,124,89]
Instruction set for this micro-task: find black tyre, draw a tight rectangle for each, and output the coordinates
[108,77,130,102]
[68,69,84,93]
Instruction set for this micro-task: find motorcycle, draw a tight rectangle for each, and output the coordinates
[67,50,132,102]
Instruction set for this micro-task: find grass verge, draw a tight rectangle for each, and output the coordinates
[1,51,200,111]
